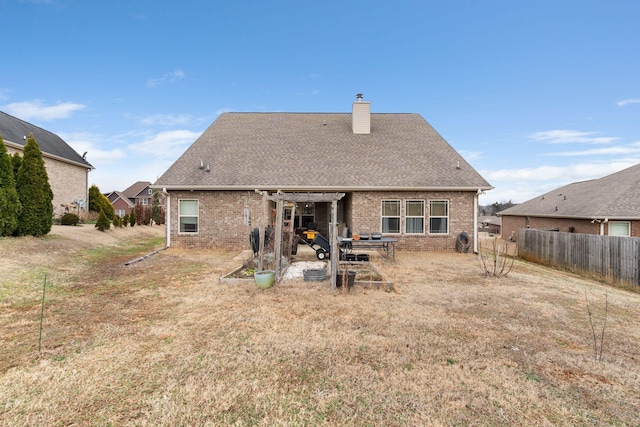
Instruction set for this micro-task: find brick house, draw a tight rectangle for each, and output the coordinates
[0,111,93,216]
[153,96,492,252]
[500,162,640,240]
[107,181,157,218]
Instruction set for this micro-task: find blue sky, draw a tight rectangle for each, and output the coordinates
[2,0,639,205]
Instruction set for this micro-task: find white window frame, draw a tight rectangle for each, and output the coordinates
[405,200,425,234]
[608,221,630,237]
[428,200,449,234]
[141,198,149,206]
[115,209,125,218]
[381,200,401,234]
[179,199,199,234]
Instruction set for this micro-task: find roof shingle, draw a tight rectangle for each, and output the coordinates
[0,111,93,169]
[155,112,491,191]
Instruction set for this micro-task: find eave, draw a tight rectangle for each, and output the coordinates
[3,139,94,170]
[151,184,494,192]
[499,212,640,221]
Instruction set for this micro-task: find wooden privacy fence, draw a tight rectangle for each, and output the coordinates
[518,229,640,288]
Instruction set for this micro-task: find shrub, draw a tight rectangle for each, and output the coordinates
[60,213,79,226]
[95,209,111,231]
[129,210,136,227]
[122,213,129,227]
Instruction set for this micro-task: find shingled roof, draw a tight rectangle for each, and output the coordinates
[155,112,491,191]
[122,181,152,199]
[499,162,640,220]
[0,111,93,169]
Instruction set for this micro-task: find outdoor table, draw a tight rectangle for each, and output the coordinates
[339,237,397,260]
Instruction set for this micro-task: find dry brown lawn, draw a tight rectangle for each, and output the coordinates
[1,225,639,426]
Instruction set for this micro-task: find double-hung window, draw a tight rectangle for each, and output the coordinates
[381,200,400,233]
[405,200,425,234]
[179,199,199,233]
[429,200,449,234]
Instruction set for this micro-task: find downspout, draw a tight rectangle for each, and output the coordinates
[473,189,482,253]
[163,188,171,247]
[600,217,608,235]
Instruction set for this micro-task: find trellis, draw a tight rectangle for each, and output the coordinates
[255,190,345,289]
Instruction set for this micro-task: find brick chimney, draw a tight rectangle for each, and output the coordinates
[352,93,370,134]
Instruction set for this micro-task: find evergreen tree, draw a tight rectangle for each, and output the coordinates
[129,209,136,227]
[151,191,161,225]
[88,184,114,220]
[95,209,111,231]
[15,134,53,236]
[122,213,129,227]
[0,136,22,236]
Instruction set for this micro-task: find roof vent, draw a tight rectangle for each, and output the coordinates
[352,94,370,134]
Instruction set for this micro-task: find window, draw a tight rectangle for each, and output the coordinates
[141,198,148,206]
[429,200,449,234]
[405,200,425,234]
[115,209,125,218]
[608,221,630,237]
[179,200,199,233]
[381,200,400,233]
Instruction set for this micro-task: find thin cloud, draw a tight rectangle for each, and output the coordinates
[482,161,638,184]
[59,132,127,165]
[147,70,186,88]
[530,130,619,145]
[139,114,193,126]
[1,100,86,121]
[129,129,202,160]
[549,142,640,157]
[616,98,640,107]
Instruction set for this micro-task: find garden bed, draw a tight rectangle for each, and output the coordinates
[220,260,392,289]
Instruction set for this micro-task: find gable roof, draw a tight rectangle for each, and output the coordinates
[154,112,492,192]
[107,190,136,208]
[122,181,152,199]
[0,111,93,169]
[499,162,640,220]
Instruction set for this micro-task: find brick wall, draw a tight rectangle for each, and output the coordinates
[350,191,476,251]
[167,190,479,252]
[501,215,639,240]
[7,146,89,217]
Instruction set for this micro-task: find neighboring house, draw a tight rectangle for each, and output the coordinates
[107,190,136,218]
[106,181,159,217]
[153,96,492,252]
[500,162,640,239]
[0,111,93,216]
[479,215,501,235]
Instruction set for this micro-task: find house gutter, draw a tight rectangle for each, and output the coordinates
[162,187,171,247]
[473,189,482,253]
[151,184,494,192]
[3,139,94,170]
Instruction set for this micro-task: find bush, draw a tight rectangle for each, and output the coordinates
[60,213,79,226]
[95,209,111,232]
[129,210,136,227]
[122,213,129,227]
